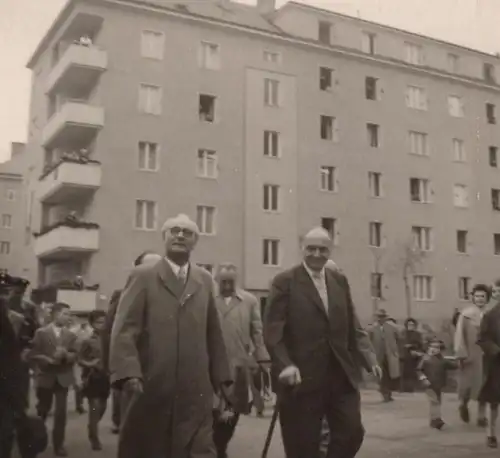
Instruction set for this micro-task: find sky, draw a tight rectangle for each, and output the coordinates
[1,0,499,163]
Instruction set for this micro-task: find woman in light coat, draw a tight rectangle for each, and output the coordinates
[454,283,490,427]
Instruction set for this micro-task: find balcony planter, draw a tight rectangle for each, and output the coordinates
[34,220,100,238]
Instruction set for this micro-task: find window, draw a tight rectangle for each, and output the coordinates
[199,94,216,122]
[367,123,380,147]
[492,189,500,211]
[405,42,424,65]
[320,67,334,92]
[448,53,460,73]
[140,30,164,60]
[484,63,496,83]
[263,184,280,212]
[135,200,157,230]
[321,217,336,242]
[1,214,12,229]
[5,189,15,201]
[197,149,218,178]
[362,32,376,55]
[320,115,338,141]
[448,96,464,117]
[490,146,498,167]
[365,77,378,100]
[263,239,279,266]
[199,42,220,70]
[320,166,337,192]
[0,241,10,255]
[368,172,382,197]
[409,131,429,156]
[412,226,432,251]
[138,142,159,171]
[198,263,214,274]
[410,178,431,203]
[138,84,162,115]
[413,275,434,301]
[371,273,383,299]
[452,138,466,162]
[486,103,496,124]
[263,50,281,64]
[453,184,469,208]
[406,86,428,110]
[264,130,280,158]
[369,222,383,247]
[458,277,471,300]
[264,78,280,107]
[457,230,468,254]
[318,21,332,45]
[196,205,216,235]
[495,233,500,255]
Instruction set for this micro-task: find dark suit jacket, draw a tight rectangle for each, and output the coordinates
[264,264,376,394]
[30,325,77,389]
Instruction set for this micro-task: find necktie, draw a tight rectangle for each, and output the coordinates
[178,267,187,285]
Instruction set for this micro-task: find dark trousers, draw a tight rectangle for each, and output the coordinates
[212,410,240,457]
[112,389,121,428]
[379,359,397,400]
[278,373,364,458]
[0,404,15,458]
[37,383,69,450]
[88,397,107,443]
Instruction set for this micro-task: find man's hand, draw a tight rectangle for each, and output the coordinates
[371,365,383,380]
[421,378,431,388]
[278,365,301,386]
[124,378,143,394]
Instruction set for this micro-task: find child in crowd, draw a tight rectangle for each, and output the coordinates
[417,338,457,430]
[78,310,110,451]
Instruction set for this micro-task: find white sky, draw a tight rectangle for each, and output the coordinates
[1,0,499,162]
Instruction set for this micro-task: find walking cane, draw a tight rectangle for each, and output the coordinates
[261,399,279,458]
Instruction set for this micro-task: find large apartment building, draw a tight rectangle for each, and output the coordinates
[23,0,500,322]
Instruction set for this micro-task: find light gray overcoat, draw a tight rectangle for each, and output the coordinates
[110,259,232,458]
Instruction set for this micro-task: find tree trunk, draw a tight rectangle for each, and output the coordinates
[403,273,412,318]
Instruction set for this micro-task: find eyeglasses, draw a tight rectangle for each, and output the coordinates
[170,227,195,237]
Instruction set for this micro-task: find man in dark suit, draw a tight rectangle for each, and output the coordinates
[30,302,77,457]
[264,227,381,458]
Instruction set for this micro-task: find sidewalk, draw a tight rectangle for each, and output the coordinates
[37,390,494,458]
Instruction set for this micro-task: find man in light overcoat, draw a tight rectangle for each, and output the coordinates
[368,309,401,402]
[110,214,233,458]
[212,263,269,458]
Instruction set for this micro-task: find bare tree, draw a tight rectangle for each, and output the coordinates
[399,240,426,318]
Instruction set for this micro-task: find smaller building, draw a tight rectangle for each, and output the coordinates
[0,142,27,277]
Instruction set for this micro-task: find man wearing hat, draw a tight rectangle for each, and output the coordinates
[264,227,380,458]
[110,214,233,458]
[368,309,401,402]
[212,263,269,458]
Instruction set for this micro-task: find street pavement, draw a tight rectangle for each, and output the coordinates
[36,390,495,458]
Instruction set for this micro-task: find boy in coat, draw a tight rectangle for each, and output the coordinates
[417,339,457,430]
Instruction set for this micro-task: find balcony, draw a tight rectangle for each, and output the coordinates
[42,101,104,149]
[34,222,100,260]
[46,44,108,95]
[57,289,98,314]
[38,159,101,204]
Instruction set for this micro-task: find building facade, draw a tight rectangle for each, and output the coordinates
[0,143,28,277]
[23,0,500,323]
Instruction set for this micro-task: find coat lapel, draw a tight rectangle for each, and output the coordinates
[157,258,184,299]
[296,265,329,320]
[325,270,344,318]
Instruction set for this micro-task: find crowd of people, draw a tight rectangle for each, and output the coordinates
[1,213,500,458]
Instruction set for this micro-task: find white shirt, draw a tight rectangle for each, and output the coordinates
[166,258,188,279]
[51,323,62,339]
[303,262,329,311]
